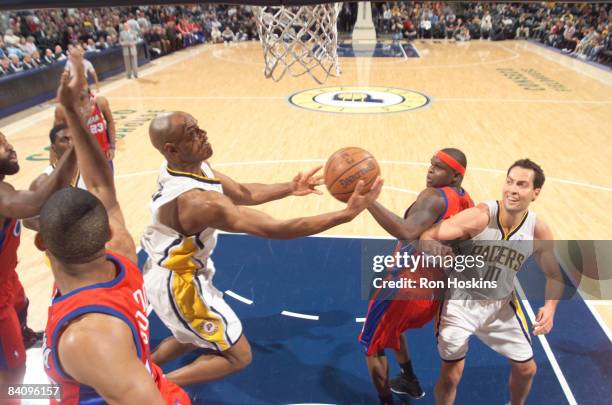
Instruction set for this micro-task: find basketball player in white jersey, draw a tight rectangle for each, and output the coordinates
[24,123,85,232]
[420,159,562,405]
[142,111,383,386]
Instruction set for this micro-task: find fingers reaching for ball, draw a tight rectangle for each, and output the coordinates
[345,176,384,215]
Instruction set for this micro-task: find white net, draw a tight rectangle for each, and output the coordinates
[254,4,341,84]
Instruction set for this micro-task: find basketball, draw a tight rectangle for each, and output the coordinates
[324,147,380,202]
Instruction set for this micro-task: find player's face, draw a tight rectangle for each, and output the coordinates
[181,115,212,162]
[502,167,540,213]
[426,156,453,187]
[0,133,19,175]
[52,130,72,159]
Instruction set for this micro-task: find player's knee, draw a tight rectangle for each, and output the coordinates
[439,362,464,388]
[228,339,252,371]
[233,346,252,371]
[513,360,537,379]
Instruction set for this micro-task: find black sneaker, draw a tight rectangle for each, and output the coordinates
[22,327,43,349]
[390,374,425,399]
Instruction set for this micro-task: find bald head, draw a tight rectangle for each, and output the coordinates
[149,112,212,164]
[149,111,188,151]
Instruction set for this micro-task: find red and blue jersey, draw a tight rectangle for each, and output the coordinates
[403,186,473,222]
[359,187,474,355]
[87,96,110,154]
[43,251,190,405]
[0,218,21,307]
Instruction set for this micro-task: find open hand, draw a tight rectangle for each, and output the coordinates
[57,48,86,110]
[291,165,324,196]
[345,177,384,216]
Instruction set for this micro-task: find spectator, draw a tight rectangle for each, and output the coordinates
[53,44,66,61]
[96,36,110,50]
[0,57,10,76]
[119,21,139,79]
[383,5,392,34]
[211,26,222,43]
[137,10,150,32]
[3,29,20,47]
[420,14,432,39]
[481,11,493,39]
[24,35,37,55]
[22,54,37,70]
[403,18,417,41]
[84,38,97,52]
[222,26,234,44]
[43,48,55,64]
[31,50,43,66]
[8,54,23,73]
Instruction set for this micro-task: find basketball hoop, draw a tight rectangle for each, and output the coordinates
[254,3,341,84]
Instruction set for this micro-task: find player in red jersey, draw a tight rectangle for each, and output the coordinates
[36,49,189,405]
[0,131,75,398]
[55,81,116,164]
[360,149,473,404]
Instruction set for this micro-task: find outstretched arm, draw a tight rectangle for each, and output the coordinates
[420,203,490,241]
[178,178,383,238]
[213,165,324,206]
[532,218,562,336]
[57,49,136,263]
[0,147,76,219]
[367,188,446,241]
[58,314,165,405]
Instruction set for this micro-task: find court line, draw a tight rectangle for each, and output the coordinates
[225,289,254,305]
[108,96,285,100]
[115,159,612,193]
[435,97,612,105]
[104,95,612,105]
[281,310,320,321]
[584,300,612,342]
[399,42,409,60]
[383,185,419,195]
[514,281,578,405]
[355,317,366,323]
[2,45,210,137]
[552,248,612,341]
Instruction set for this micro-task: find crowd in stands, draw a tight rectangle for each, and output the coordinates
[0,4,258,77]
[341,2,611,65]
[1,2,610,78]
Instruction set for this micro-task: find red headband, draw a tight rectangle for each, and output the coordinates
[435,151,465,176]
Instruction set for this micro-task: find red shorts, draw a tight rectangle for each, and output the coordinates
[359,268,444,357]
[0,305,26,370]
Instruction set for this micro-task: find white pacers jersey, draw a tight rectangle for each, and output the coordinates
[43,164,87,190]
[141,161,223,280]
[450,200,536,300]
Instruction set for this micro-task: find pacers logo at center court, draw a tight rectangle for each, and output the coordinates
[289,86,430,114]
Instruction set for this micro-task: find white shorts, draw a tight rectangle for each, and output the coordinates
[435,294,533,362]
[143,259,243,352]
